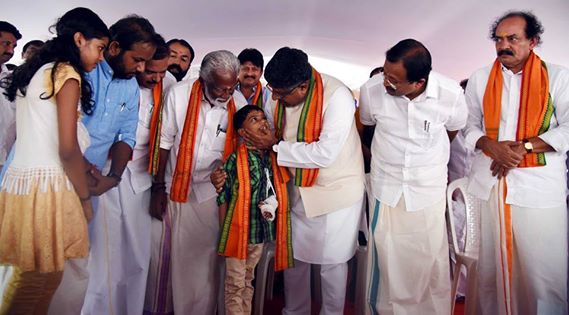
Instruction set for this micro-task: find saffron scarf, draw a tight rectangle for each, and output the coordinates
[274,68,324,187]
[170,80,237,202]
[218,144,294,271]
[251,82,263,108]
[147,81,164,175]
[483,51,553,167]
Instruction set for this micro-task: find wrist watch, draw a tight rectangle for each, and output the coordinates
[522,139,533,153]
[107,171,122,182]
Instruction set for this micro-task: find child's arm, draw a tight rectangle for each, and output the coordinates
[218,202,227,227]
[56,78,92,221]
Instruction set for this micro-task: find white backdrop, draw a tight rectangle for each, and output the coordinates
[3,0,569,89]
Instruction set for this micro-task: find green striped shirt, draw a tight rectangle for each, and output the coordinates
[217,149,276,244]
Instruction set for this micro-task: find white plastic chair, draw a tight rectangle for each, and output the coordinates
[447,177,481,315]
[253,242,275,315]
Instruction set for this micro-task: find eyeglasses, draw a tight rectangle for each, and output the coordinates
[267,81,304,98]
[384,76,399,90]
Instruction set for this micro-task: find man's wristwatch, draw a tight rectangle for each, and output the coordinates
[107,171,122,183]
[522,139,533,153]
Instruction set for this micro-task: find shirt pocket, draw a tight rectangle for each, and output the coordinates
[210,131,227,152]
[410,107,442,149]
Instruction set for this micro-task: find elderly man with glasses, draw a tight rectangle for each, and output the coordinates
[147,50,246,314]
[359,38,468,315]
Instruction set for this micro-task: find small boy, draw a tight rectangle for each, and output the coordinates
[217,105,293,315]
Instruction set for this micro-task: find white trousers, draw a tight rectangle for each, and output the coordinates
[477,182,568,315]
[283,259,348,315]
[365,197,451,315]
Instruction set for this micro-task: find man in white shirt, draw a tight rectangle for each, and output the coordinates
[359,39,467,315]
[463,11,569,314]
[80,38,174,315]
[234,48,274,128]
[146,50,246,314]
[245,46,365,315]
[0,21,21,173]
[166,38,194,82]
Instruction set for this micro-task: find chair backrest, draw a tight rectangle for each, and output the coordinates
[446,177,481,257]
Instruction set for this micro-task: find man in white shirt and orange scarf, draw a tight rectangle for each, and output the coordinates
[245,47,365,315]
[146,50,246,314]
[463,11,569,314]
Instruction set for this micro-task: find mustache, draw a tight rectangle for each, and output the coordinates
[167,64,183,73]
[498,49,514,56]
[244,75,256,80]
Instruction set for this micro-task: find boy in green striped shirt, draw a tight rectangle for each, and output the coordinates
[217,105,278,314]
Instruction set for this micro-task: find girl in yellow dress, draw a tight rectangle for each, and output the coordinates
[0,7,109,314]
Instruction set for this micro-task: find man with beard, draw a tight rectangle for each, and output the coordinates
[242,47,365,315]
[47,15,159,315]
[359,39,467,314]
[82,37,174,315]
[166,38,194,82]
[463,11,569,314]
[0,22,21,173]
[234,48,274,128]
[146,50,246,314]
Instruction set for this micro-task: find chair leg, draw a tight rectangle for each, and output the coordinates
[253,247,272,315]
[266,259,275,300]
[450,262,462,315]
[464,262,478,315]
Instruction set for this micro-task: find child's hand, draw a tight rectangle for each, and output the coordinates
[210,167,227,193]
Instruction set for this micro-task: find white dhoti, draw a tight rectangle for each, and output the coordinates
[283,196,363,315]
[81,166,152,315]
[144,212,174,315]
[365,197,451,315]
[477,180,568,315]
[162,192,221,314]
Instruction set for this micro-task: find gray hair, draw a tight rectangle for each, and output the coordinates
[199,50,240,83]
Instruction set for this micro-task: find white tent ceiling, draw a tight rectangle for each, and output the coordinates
[4,0,569,88]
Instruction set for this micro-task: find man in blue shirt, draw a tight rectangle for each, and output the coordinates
[48,15,160,315]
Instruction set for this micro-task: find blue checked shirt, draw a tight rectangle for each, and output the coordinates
[83,60,139,169]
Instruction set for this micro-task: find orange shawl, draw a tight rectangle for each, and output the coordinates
[274,68,324,186]
[483,52,553,167]
[170,80,237,202]
[147,81,164,175]
[218,144,294,271]
[251,82,263,108]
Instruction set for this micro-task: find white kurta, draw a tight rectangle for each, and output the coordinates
[463,62,569,315]
[273,77,363,264]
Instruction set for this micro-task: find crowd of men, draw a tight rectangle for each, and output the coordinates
[0,8,567,315]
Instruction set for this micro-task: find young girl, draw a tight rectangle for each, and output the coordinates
[0,7,109,313]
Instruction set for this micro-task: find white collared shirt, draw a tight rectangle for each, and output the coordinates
[463,62,569,208]
[126,75,176,194]
[0,64,16,167]
[160,78,247,203]
[359,71,468,211]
